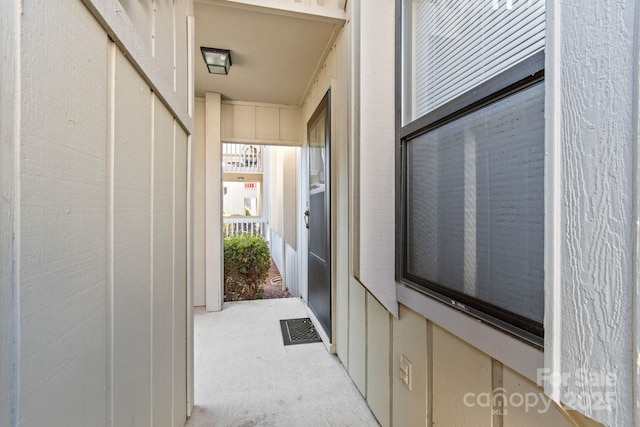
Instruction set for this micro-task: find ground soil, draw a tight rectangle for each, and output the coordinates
[260,259,291,299]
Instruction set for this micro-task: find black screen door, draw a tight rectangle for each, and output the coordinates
[307,91,331,340]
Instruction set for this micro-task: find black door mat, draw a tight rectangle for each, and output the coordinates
[280,318,322,346]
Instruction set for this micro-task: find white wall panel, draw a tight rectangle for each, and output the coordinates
[503,366,573,427]
[154,0,175,81]
[432,326,492,426]
[113,49,152,427]
[173,125,189,427]
[119,0,154,52]
[348,278,367,395]
[366,294,391,427]
[255,107,280,140]
[285,243,299,297]
[234,105,256,140]
[280,108,301,141]
[391,305,427,427]
[152,98,175,427]
[3,1,192,426]
[283,147,298,248]
[270,148,284,235]
[221,101,302,145]
[17,1,108,426]
[270,230,285,278]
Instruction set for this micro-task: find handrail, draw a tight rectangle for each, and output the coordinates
[223,217,268,239]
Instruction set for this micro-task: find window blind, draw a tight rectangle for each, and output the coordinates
[410,0,545,119]
[405,82,545,325]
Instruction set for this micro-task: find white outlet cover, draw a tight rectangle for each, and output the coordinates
[399,355,412,391]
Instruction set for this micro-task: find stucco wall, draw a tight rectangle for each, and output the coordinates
[1,0,193,426]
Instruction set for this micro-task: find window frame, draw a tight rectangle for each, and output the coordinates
[395,0,546,349]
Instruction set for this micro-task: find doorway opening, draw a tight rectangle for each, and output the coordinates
[221,142,298,302]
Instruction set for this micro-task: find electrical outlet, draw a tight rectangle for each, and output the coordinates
[399,355,412,391]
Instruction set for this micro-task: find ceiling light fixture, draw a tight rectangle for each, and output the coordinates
[200,47,232,75]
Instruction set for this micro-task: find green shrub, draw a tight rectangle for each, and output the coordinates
[223,234,270,300]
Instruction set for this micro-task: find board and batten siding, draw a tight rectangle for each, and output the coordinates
[1,0,193,426]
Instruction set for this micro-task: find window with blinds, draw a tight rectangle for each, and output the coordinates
[404,0,545,123]
[397,0,546,347]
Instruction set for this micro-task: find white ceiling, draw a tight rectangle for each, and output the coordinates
[194,1,343,106]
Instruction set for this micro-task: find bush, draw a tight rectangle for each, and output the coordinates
[223,234,270,300]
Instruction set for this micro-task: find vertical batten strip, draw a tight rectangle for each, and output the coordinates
[149,92,156,427]
[171,119,177,426]
[187,17,194,120]
[491,360,504,427]
[426,321,433,427]
[186,131,195,417]
[106,39,117,427]
[152,0,157,57]
[9,1,22,425]
[0,0,18,423]
[173,1,177,93]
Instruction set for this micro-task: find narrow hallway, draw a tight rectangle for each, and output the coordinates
[187,299,379,426]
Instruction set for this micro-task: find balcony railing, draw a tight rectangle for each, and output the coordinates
[223,217,268,240]
[223,144,262,174]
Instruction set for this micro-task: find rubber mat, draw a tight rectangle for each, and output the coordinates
[279,317,322,346]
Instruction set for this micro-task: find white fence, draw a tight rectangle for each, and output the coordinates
[223,144,263,173]
[223,217,268,239]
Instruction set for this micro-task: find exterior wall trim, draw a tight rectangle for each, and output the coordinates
[80,0,193,135]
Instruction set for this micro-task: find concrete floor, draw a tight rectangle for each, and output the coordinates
[186,298,380,427]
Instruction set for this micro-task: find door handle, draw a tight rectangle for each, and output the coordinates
[304,209,309,229]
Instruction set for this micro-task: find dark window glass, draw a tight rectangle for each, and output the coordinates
[403,81,544,341]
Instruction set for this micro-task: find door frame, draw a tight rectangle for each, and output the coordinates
[301,84,338,352]
[306,90,332,341]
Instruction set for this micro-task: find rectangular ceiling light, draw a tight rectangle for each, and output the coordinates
[201,47,232,75]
